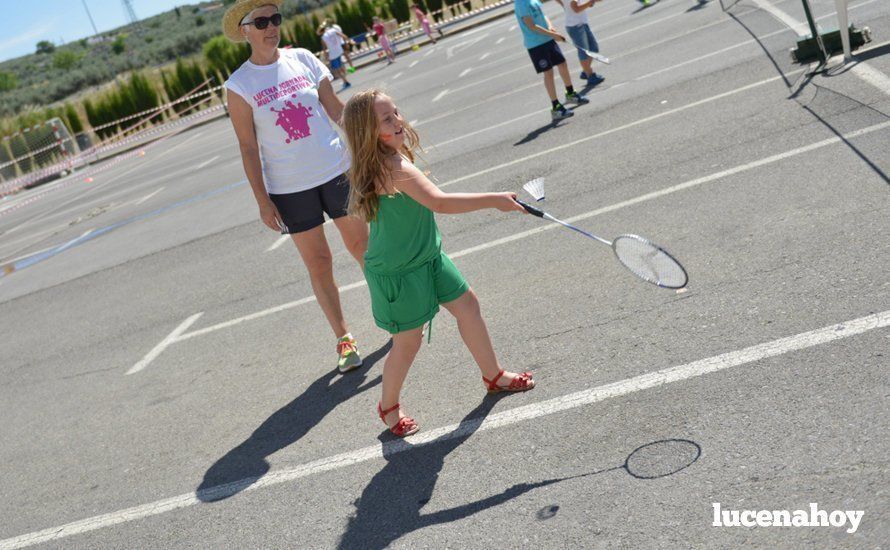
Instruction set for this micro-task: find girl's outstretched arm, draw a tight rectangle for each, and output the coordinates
[390,157,526,215]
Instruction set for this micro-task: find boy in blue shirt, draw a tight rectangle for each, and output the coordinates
[515,0,588,121]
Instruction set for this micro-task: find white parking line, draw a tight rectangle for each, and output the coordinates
[459,67,473,77]
[265,234,290,252]
[195,155,221,170]
[127,118,890,373]
[432,89,449,102]
[410,59,420,68]
[392,71,404,80]
[12,310,890,548]
[125,313,204,375]
[131,187,165,206]
[850,62,890,96]
[496,36,506,45]
[479,52,491,61]
[751,0,809,35]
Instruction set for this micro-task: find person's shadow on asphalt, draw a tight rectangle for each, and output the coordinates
[337,396,561,549]
[195,339,392,502]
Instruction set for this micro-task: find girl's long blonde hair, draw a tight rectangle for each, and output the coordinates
[343,89,422,223]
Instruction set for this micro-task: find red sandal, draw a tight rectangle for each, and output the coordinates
[377,402,420,437]
[482,369,535,394]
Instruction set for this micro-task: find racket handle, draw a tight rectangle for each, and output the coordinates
[516,199,545,218]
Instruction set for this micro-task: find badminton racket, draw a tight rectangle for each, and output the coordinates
[580,48,610,65]
[517,180,687,289]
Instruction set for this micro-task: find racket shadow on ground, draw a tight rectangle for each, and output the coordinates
[338,393,701,549]
[195,339,392,503]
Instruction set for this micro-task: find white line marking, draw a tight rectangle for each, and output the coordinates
[8,311,889,548]
[509,24,517,32]
[496,37,505,45]
[178,281,368,341]
[265,234,290,252]
[751,0,809,36]
[432,89,449,102]
[195,155,221,170]
[409,60,419,68]
[479,52,491,61]
[849,62,890,96]
[459,67,473,78]
[125,313,204,375]
[392,71,404,80]
[130,118,890,369]
[131,187,165,206]
[423,48,435,57]
[409,119,418,126]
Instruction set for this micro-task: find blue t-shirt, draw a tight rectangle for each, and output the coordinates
[515,0,552,49]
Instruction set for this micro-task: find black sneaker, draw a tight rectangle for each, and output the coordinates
[551,105,574,121]
[565,91,590,106]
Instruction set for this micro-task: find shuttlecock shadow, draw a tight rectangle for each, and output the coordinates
[195,339,392,502]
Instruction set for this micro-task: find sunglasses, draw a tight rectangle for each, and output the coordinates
[242,13,282,30]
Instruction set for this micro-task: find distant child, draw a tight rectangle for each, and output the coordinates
[514,0,589,121]
[342,89,536,437]
[372,17,397,64]
[555,0,605,86]
[319,22,352,90]
[412,3,443,43]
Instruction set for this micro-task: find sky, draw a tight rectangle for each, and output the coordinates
[0,0,188,62]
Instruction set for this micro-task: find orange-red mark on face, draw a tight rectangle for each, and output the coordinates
[380,133,393,140]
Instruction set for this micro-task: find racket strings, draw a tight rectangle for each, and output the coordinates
[612,235,687,289]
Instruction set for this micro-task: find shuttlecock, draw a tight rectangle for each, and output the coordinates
[523,177,545,201]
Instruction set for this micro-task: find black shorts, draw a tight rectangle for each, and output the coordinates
[527,40,566,73]
[269,173,351,234]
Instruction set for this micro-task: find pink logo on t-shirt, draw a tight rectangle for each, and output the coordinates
[271,94,313,143]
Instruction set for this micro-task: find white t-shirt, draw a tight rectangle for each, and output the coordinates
[563,0,589,27]
[225,48,349,194]
[322,28,344,58]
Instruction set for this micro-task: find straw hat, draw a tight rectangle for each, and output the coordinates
[222,0,283,43]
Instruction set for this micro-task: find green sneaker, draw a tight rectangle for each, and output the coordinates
[337,334,363,373]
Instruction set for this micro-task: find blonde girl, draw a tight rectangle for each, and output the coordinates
[342,89,535,437]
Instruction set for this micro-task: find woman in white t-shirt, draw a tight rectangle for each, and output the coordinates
[222,0,368,373]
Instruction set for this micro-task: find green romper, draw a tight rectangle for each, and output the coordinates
[364,192,469,334]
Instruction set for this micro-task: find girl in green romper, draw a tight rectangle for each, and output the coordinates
[342,90,537,437]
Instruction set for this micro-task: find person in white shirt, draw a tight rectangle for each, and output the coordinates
[555,0,605,86]
[320,23,353,90]
[222,0,368,373]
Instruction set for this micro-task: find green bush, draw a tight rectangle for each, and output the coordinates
[0,72,16,92]
[112,35,127,55]
[388,0,411,22]
[203,35,250,80]
[53,50,80,70]
[64,103,84,134]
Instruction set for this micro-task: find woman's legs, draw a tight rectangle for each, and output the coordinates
[441,289,534,389]
[332,215,368,269]
[379,326,424,427]
[291,225,349,338]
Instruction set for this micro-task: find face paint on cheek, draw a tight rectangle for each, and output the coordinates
[380,133,393,140]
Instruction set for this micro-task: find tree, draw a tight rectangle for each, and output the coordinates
[36,40,56,54]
